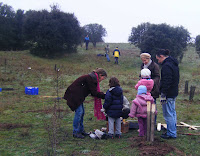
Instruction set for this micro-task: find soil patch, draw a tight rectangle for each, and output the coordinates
[22,108,69,114]
[129,136,185,156]
[0,123,32,130]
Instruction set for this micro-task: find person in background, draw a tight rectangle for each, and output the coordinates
[113,47,121,64]
[156,49,179,139]
[103,77,123,139]
[105,44,110,62]
[129,85,154,137]
[140,53,160,124]
[84,35,90,50]
[64,68,107,139]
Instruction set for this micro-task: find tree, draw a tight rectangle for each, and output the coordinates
[13,9,25,50]
[23,5,82,57]
[129,23,190,62]
[0,2,15,50]
[195,35,200,57]
[83,23,107,47]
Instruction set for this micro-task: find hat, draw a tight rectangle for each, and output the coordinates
[140,53,151,59]
[141,68,151,78]
[137,85,147,95]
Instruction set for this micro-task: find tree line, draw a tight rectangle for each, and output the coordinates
[1,2,200,59]
[0,3,106,57]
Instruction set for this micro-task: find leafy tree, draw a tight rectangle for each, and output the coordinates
[195,35,200,57]
[0,2,15,50]
[13,9,25,50]
[83,23,107,47]
[23,5,82,57]
[129,23,190,61]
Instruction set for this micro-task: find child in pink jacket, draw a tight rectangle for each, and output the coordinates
[135,68,154,95]
[129,85,154,136]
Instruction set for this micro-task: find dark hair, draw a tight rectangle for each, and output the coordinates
[93,68,107,77]
[109,77,120,87]
[156,49,170,57]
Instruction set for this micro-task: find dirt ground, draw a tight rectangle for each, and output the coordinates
[129,136,185,156]
[21,108,69,114]
[0,123,32,130]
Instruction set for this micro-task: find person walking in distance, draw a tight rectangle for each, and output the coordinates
[113,47,121,64]
[156,49,179,139]
[84,35,90,50]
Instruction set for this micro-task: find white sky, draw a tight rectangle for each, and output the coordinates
[2,0,200,43]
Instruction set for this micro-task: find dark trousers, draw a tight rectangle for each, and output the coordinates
[138,117,147,136]
[85,42,89,50]
[114,57,118,64]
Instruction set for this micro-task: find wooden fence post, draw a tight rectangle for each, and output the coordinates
[147,101,156,142]
[147,101,151,141]
[184,81,189,94]
[150,104,156,142]
[189,86,196,101]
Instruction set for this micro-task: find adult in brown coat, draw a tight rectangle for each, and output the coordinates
[64,68,107,138]
[140,53,160,101]
[140,53,160,124]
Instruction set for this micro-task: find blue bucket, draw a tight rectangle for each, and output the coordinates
[25,87,39,95]
[0,88,2,92]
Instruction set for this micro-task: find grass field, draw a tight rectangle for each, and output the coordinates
[0,43,200,155]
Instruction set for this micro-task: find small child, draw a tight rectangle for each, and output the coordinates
[113,47,121,64]
[135,68,154,94]
[129,85,154,136]
[103,77,123,138]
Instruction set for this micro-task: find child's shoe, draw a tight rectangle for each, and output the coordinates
[115,134,121,139]
[107,134,114,139]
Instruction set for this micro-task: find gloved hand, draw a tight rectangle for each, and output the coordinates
[160,93,166,104]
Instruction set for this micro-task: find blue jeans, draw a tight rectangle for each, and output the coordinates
[162,98,177,137]
[73,104,84,134]
[106,54,110,62]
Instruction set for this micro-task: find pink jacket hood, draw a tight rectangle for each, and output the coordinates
[128,94,154,118]
[135,79,154,93]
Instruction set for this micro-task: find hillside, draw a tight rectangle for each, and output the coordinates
[0,43,199,155]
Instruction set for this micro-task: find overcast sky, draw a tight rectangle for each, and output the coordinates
[2,0,200,43]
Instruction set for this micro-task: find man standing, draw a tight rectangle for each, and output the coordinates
[113,47,121,64]
[84,35,90,50]
[156,49,179,139]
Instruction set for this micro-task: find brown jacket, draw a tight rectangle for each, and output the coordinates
[64,72,105,111]
[141,61,160,99]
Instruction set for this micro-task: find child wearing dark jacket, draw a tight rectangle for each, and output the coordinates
[103,77,123,138]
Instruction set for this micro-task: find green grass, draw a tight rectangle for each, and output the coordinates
[0,43,200,155]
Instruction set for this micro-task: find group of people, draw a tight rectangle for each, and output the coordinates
[104,45,121,64]
[84,35,121,64]
[64,49,179,140]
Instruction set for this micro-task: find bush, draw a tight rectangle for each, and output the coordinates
[129,23,190,62]
[23,8,82,57]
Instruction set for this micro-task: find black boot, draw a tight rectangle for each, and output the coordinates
[81,131,89,136]
[73,133,85,139]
